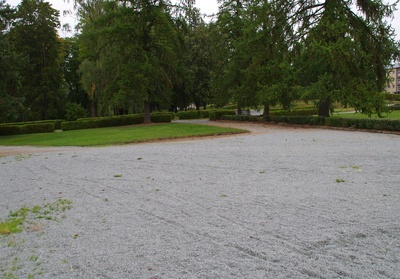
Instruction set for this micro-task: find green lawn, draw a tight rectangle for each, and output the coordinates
[0,123,247,147]
[332,110,400,119]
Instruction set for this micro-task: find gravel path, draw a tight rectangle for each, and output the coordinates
[1,121,400,278]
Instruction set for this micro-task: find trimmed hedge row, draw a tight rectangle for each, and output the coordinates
[62,113,172,131]
[150,113,172,123]
[177,110,210,120]
[270,108,318,116]
[63,114,145,131]
[384,93,400,101]
[0,123,55,136]
[388,104,400,111]
[264,115,400,131]
[222,114,400,131]
[221,115,264,122]
[209,109,236,120]
[0,119,62,130]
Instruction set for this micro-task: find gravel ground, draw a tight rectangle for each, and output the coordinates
[0,121,400,278]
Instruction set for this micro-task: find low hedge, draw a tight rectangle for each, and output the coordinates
[264,115,400,131]
[150,113,172,123]
[221,115,264,122]
[0,119,62,130]
[209,109,236,120]
[63,114,144,131]
[62,113,172,131]
[270,108,318,116]
[61,120,100,131]
[0,123,55,136]
[177,110,210,120]
[265,116,324,125]
[388,104,400,111]
[384,93,400,101]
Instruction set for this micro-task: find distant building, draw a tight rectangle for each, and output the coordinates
[386,63,400,94]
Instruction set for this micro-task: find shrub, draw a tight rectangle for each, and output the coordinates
[61,120,99,131]
[384,93,400,101]
[209,109,236,120]
[221,115,263,122]
[177,110,210,120]
[0,120,62,129]
[66,103,87,121]
[64,114,144,131]
[0,123,55,136]
[270,108,318,116]
[388,104,400,111]
[150,113,171,123]
[263,115,400,132]
[325,117,344,127]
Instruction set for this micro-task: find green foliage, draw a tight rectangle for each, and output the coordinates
[209,109,236,120]
[0,123,55,136]
[270,109,317,117]
[384,94,400,102]
[150,113,172,123]
[61,37,89,111]
[62,114,144,131]
[10,0,66,120]
[264,115,400,131]
[0,3,25,123]
[221,115,263,122]
[294,0,399,117]
[65,102,87,121]
[61,120,99,131]
[77,0,179,121]
[177,110,210,119]
[265,115,318,125]
[2,0,397,122]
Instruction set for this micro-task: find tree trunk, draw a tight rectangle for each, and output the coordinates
[144,101,151,124]
[263,103,270,117]
[318,98,330,117]
[195,101,200,110]
[237,104,242,115]
[91,100,98,117]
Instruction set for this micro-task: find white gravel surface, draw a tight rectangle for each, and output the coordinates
[1,121,400,278]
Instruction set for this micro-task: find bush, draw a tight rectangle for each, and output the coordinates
[221,115,263,122]
[61,120,100,131]
[388,104,400,111]
[263,115,400,132]
[0,123,55,136]
[209,110,236,120]
[270,108,318,116]
[324,117,343,127]
[177,110,210,120]
[384,93,400,101]
[151,113,171,123]
[0,120,62,129]
[66,103,87,121]
[64,114,144,131]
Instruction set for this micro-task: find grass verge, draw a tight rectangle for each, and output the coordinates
[0,123,247,147]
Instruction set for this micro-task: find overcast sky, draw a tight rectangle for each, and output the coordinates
[5,0,400,40]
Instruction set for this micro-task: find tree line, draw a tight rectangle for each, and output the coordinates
[1,0,399,123]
